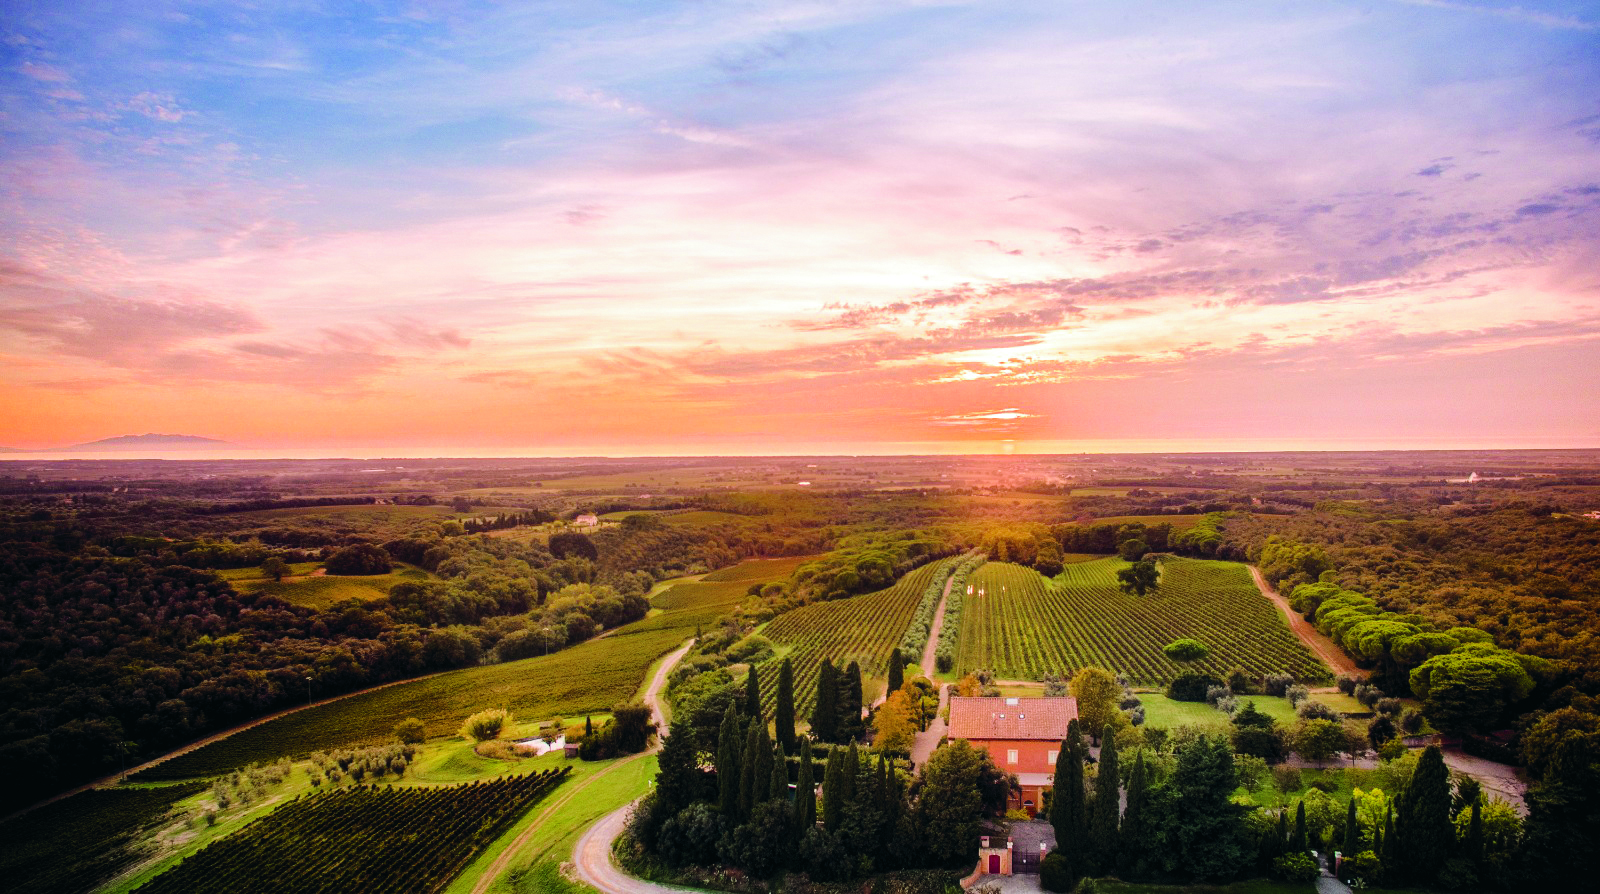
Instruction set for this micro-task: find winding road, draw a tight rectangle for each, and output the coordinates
[470,637,695,894]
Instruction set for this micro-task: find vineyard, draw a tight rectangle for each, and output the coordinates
[138,625,685,780]
[955,558,1329,684]
[933,554,985,672]
[135,771,569,894]
[138,556,799,781]
[3,782,207,894]
[760,560,948,713]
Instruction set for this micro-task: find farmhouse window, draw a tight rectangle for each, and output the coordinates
[1007,749,1018,764]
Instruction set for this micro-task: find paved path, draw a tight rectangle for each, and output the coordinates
[908,571,959,767]
[1442,748,1528,814]
[474,637,696,894]
[1248,565,1363,679]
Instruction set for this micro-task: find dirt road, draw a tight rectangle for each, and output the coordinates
[1247,565,1363,679]
[907,571,958,767]
[472,637,695,894]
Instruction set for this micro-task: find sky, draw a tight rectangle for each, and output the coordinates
[1,0,1598,455]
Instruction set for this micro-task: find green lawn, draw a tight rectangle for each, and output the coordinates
[1098,881,1316,894]
[1140,694,1302,731]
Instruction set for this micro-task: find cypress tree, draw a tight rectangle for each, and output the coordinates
[745,663,762,720]
[841,742,859,807]
[739,722,761,821]
[585,715,593,737]
[875,754,890,810]
[1293,800,1308,852]
[1343,796,1359,858]
[1050,719,1088,879]
[812,659,838,743]
[1465,799,1483,866]
[775,658,796,750]
[822,747,843,828]
[1119,750,1150,877]
[1394,745,1453,884]
[656,717,698,816]
[887,649,905,697]
[753,726,774,806]
[1088,723,1121,873]
[770,743,788,802]
[717,704,742,817]
[796,737,817,833]
[838,661,865,741]
[1380,804,1397,868]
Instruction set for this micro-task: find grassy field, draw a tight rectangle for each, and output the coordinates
[231,563,435,609]
[1138,694,1303,730]
[1089,514,1208,529]
[1097,881,1321,894]
[760,559,952,713]
[955,559,1329,684]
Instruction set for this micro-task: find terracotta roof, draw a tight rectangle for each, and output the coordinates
[947,696,1078,742]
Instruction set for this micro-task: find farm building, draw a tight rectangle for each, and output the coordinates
[947,695,1078,817]
[573,513,599,527]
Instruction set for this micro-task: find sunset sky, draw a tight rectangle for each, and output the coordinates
[2,1,1597,454]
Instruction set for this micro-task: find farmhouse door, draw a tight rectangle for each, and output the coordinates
[989,854,1000,874]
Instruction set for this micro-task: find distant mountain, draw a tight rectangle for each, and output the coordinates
[53,433,236,452]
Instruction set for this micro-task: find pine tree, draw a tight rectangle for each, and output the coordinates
[812,659,838,743]
[1119,750,1151,878]
[717,704,742,817]
[1343,796,1359,858]
[770,743,788,802]
[1050,719,1088,880]
[775,658,796,750]
[745,663,762,720]
[1088,723,1121,874]
[887,649,905,697]
[838,661,865,741]
[1293,800,1308,852]
[796,737,817,834]
[1394,745,1453,884]
[822,747,843,828]
[739,722,761,821]
[656,717,698,816]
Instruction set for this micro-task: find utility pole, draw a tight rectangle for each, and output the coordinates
[306,676,314,709]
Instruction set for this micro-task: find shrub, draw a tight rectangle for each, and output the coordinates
[1348,850,1383,884]
[1310,778,1338,793]
[1205,685,1232,707]
[1228,666,1258,695]
[1163,638,1210,662]
[460,708,512,742]
[1262,672,1294,696]
[1337,675,1359,695]
[393,717,426,744]
[1285,684,1310,706]
[1216,696,1238,715]
[1168,671,1224,702]
[1400,708,1425,734]
[1297,700,1340,722]
[1273,766,1304,793]
[1353,683,1382,708]
[1273,852,1319,882]
[1039,851,1074,892]
[1375,697,1402,716]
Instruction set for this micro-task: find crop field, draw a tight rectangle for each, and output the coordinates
[134,770,569,894]
[137,625,686,780]
[955,559,1328,684]
[700,555,812,582]
[2,781,208,894]
[232,565,435,609]
[136,556,795,781]
[760,560,949,712]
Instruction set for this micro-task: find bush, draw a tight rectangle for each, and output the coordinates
[1273,852,1319,882]
[1400,708,1425,734]
[1285,684,1310,706]
[393,717,426,744]
[1205,684,1232,707]
[460,708,511,742]
[1163,638,1210,662]
[1375,697,1402,716]
[1347,850,1383,884]
[1353,683,1382,708]
[1297,700,1340,722]
[1039,851,1074,892]
[1273,765,1303,793]
[1263,672,1294,696]
[1168,671,1224,702]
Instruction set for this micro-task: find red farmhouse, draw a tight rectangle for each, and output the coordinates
[947,695,1078,816]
